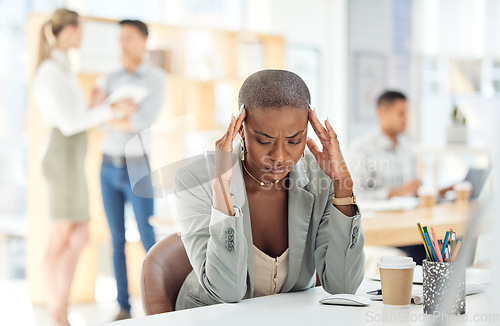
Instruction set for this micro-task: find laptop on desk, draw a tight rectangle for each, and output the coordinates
[464,168,491,200]
[438,167,491,203]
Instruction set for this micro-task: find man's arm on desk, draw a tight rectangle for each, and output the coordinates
[388,178,422,198]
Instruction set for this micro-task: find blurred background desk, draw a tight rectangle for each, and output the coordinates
[361,201,478,247]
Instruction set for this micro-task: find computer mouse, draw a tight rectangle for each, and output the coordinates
[319,294,371,306]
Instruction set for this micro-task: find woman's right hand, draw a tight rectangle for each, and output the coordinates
[111,99,138,118]
[213,108,246,215]
[214,109,246,183]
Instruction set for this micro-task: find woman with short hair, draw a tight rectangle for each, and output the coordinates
[173,70,365,310]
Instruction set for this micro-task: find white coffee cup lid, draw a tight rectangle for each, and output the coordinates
[378,256,416,269]
[417,186,438,196]
[454,181,473,191]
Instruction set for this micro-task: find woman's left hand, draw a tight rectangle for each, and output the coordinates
[307,108,355,216]
[306,108,351,182]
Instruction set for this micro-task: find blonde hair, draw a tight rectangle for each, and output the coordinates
[37,8,79,68]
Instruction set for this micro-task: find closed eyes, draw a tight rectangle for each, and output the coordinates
[256,139,302,145]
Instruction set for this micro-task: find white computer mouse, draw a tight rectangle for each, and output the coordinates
[319,294,371,306]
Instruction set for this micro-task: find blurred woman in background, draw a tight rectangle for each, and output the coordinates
[33,8,136,326]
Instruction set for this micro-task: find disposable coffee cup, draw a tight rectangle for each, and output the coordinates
[378,257,416,308]
[418,187,438,208]
[454,181,472,202]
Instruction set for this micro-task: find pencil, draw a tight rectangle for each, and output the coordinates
[430,227,444,262]
[450,232,457,253]
[441,231,450,258]
[417,223,432,261]
[451,241,462,261]
[423,229,437,262]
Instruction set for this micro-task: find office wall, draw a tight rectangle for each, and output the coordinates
[346,0,414,145]
[246,0,350,146]
[415,0,500,151]
[0,0,32,216]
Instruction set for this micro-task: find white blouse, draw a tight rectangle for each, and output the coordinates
[33,48,113,137]
[253,245,289,298]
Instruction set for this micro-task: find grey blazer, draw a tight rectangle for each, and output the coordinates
[173,145,365,310]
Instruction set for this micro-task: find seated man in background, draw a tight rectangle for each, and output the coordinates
[349,90,427,264]
[350,91,473,266]
[349,90,421,200]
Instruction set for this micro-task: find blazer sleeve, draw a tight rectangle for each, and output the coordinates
[174,167,248,303]
[314,184,365,294]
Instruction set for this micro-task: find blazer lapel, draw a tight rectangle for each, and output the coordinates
[281,159,314,292]
[230,143,255,298]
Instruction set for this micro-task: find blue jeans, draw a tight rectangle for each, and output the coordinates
[100,160,156,311]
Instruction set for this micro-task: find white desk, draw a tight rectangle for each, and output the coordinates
[104,278,496,326]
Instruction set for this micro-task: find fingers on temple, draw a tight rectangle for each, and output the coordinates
[306,138,321,159]
[226,116,236,138]
[308,109,330,144]
[325,119,338,140]
[232,109,246,141]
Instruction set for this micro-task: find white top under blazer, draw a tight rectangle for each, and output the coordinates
[33,48,113,136]
[252,245,290,297]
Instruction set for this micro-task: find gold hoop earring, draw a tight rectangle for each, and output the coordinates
[241,141,247,161]
[301,152,305,160]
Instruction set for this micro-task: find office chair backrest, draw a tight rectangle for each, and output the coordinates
[140,233,193,315]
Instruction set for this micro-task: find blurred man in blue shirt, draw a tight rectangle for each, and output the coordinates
[98,19,166,320]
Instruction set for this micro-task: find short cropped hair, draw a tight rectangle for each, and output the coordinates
[377,90,407,107]
[238,70,311,112]
[119,19,148,37]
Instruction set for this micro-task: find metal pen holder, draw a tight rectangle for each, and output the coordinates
[423,259,466,315]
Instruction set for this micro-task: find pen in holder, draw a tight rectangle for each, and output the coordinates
[422,259,466,315]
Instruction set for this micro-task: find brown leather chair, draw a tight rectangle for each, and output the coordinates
[140,234,193,315]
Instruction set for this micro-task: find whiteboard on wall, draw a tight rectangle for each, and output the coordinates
[77,20,122,74]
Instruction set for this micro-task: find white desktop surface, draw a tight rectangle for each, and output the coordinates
[105,279,495,326]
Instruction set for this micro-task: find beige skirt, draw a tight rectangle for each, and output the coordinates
[41,128,90,222]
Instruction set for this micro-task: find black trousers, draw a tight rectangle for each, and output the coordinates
[397,244,428,265]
